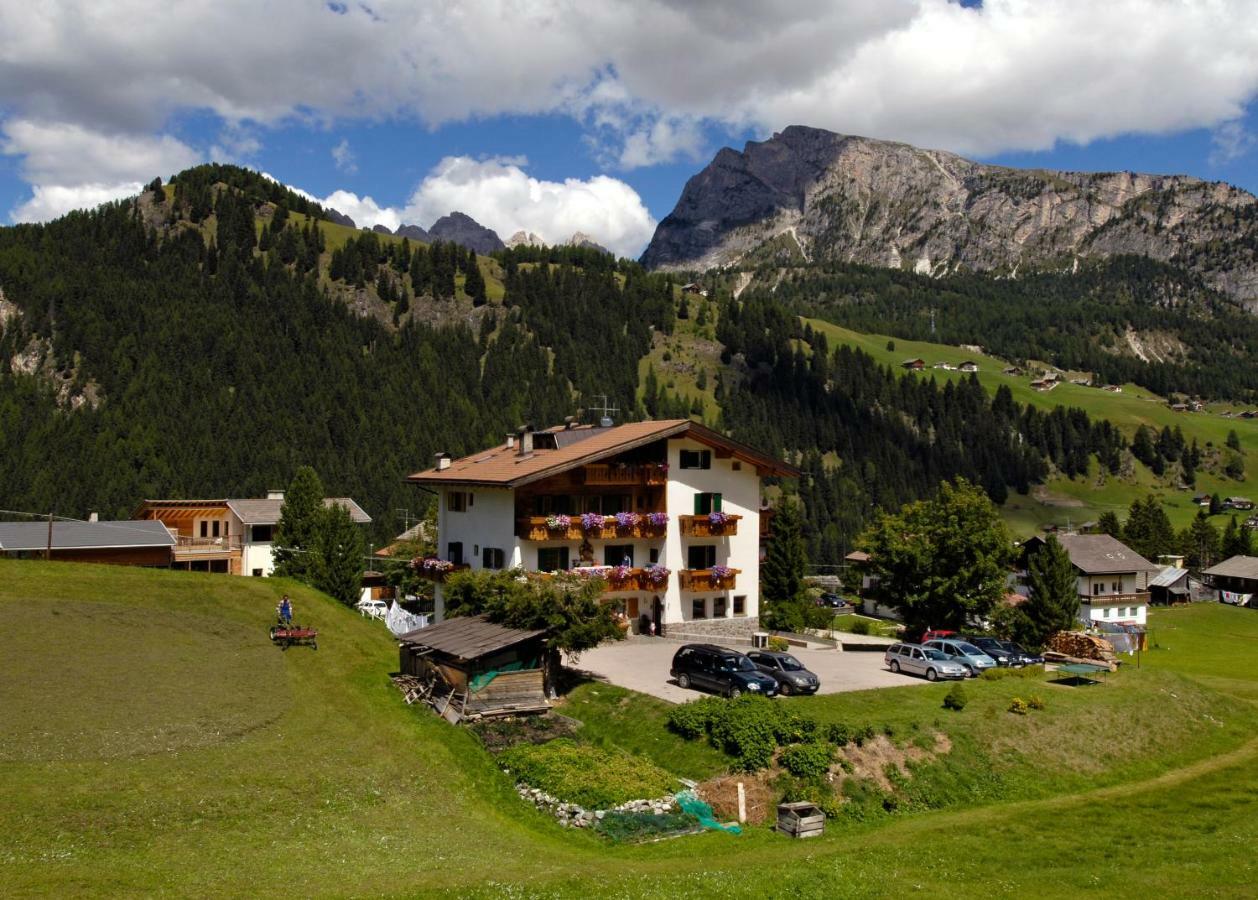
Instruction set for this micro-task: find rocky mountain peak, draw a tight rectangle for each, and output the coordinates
[428,211,505,254]
[507,229,546,248]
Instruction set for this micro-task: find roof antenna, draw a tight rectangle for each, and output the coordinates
[591,394,619,428]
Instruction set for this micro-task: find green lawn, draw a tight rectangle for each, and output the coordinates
[2,561,1256,897]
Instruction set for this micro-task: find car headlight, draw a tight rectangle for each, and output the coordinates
[747,682,760,690]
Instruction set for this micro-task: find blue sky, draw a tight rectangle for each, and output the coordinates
[2,1,1257,258]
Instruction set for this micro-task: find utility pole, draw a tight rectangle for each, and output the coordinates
[45,510,53,561]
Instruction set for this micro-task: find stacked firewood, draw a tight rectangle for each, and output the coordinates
[1046,631,1117,664]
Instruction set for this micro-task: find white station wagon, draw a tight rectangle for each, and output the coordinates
[884,642,968,681]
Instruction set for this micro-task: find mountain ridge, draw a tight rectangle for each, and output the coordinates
[640,126,1258,304]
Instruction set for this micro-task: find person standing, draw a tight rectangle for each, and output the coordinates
[278,595,293,625]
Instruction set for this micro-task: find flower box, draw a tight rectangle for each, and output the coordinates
[678,567,740,591]
[409,557,471,583]
[678,513,742,537]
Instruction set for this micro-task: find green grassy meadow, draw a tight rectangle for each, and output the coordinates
[2,561,1256,897]
[804,318,1258,536]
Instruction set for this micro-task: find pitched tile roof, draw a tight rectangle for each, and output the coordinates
[1055,533,1157,574]
[226,497,371,526]
[1202,555,1258,581]
[0,519,176,551]
[397,614,547,659]
[407,419,798,488]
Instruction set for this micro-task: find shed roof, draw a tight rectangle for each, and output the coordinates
[1053,533,1157,574]
[0,519,176,551]
[1149,566,1190,589]
[407,419,798,488]
[1203,555,1258,581]
[398,614,547,660]
[226,497,371,526]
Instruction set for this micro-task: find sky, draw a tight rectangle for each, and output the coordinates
[1,1,1257,259]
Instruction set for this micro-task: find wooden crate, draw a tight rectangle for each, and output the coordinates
[775,801,825,838]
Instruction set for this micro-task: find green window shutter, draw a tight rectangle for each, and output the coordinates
[713,493,722,512]
[694,494,705,514]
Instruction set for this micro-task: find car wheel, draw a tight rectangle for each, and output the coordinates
[964,665,976,678]
[727,686,742,699]
[926,668,938,682]
[779,682,791,695]
[677,673,691,689]
[889,660,901,674]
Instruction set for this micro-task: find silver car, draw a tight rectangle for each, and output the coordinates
[884,642,967,681]
[924,639,997,677]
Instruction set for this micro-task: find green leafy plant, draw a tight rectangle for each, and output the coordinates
[942,683,969,711]
[780,741,834,779]
[850,619,872,636]
[767,636,790,652]
[1028,694,1046,710]
[497,739,674,808]
[1008,697,1030,716]
[595,810,695,842]
[827,722,854,746]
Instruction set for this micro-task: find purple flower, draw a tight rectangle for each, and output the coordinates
[711,565,734,580]
[414,557,454,573]
[647,511,669,529]
[545,514,572,531]
[614,511,641,529]
[581,512,607,532]
[644,564,671,585]
[708,510,732,527]
[610,564,634,582]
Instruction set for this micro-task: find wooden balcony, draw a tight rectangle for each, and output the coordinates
[679,568,740,591]
[172,535,242,558]
[412,562,470,583]
[582,463,667,486]
[679,514,742,538]
[517,514,667,541]
[1083,592,1150,605]
[530,567,658,593]
[759,508,774,538]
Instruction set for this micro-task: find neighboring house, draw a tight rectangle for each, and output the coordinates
[374,521,432,558]
[1002,365,1024,376]
[1030,379,1059,392]
[0,519,175,567]
[901,358,925,370]
[405,418,798,630]
[1225,497,1254,511]
[1201,555,1258,605]
[1023,533,1157,626]
[135,492,371,576]
[958,360,980,373]
[1148,566,1192,605]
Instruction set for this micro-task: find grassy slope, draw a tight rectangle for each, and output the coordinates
[805,318,1258,536]
[3,563,1256,897]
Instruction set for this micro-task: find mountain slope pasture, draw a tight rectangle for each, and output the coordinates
[804,318,1258,534]
[2,561,1258,896]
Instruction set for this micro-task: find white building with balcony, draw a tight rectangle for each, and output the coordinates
[1022,533,1157,626]
[406,419,797,632]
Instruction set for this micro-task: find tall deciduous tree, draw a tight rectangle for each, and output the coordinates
[273,466,326,580]
[1013,535,1080,649]
[312,502,367,606]
[860,479,1014,632]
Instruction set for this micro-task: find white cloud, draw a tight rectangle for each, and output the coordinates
[331,138,356,174]
[307,156,657,258]
[1,119,201,221]
[1210,120,1257,166]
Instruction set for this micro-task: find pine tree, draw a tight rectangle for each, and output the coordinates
[464,256,487,306]
[1182,510,1220,569]
[273,466,326,580]
[1097,510,1122,538]
[1017,535,1080,649]
[762,497,807,618]
[1222,514,1253,559]
[312,503,366,606]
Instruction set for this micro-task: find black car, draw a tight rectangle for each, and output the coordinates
[964,635,1020,667]
[670,644,779,699]
[816,592,852,610]
[747,650,820,695]
[997,640,1044,666]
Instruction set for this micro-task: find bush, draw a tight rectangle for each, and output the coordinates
[1008,697,1029,715]
[708,697,780,771]
[1027,694,1046,710]
[854,724,877,746]
[942,683,968,711]
[781,741,834,779]
[498,739,675,808]
[827,722,854,746]
[850,619,872,636]
[981,665,1045,681]
[767,636,790,652]
[665,696,723,739]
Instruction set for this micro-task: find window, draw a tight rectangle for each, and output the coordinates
[604,545,634,566]
[733,595,746,616]
[1111,581,1121,593]
[211,520,221,538]
[448,542,464,565]
[200,521,208,538]
[250,524,274,543]
[687,544,717,570]
[732,461,742,471]
[537,547,569,572]
[482,547,505,570]
[252,568,264,577]
[1092,582,1101,596]
[446,491,467,512]
[691,598,707,619]
[649,548,660,564]
[693,492,723,515]
[602,494,632,515]
[679,449,711,470]
[713,596,727,618]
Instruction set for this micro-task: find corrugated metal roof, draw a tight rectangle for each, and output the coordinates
[407,419,799,488]
[1203,555,1258,581]
[398,614,547,659]
[224,497,371,525]
[1055,533,1158,574]
[0,519,176,551]
[1149,566,1190,588]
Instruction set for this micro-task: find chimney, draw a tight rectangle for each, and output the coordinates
[434,452,451,471]
[88,512,99,523]
[267,490,285,501]
[517,425,534,456]
[505,433,516,450]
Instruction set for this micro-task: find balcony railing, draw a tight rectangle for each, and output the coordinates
[582,463,668,486]
[173,535,242,555]
[679,568,740,591]
[679,514,742,538]
[411,561,470,583]
[530,567,669,593]
[759,508,774,539]
[517,513,668,541]
[1082,591,1150,605]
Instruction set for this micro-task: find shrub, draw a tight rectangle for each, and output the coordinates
[981,665,1045,681]
[1027,694,1046,710]
[1008,697,1029,715]
[942,683,968,711]
[498,739,675,808]
[827,722,854,746]
[849,619,872,636]
[854,724,877,746]
[781,741,834,779]
[666,696,722,739]
[767,636,790,652]
[708,697,780,771]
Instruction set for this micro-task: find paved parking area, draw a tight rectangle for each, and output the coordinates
[568,639,925,703]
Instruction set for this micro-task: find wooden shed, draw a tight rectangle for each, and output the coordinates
[397,615,550,723]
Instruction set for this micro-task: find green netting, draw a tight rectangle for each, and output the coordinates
[468,659,539,692]
[676,790,741,834]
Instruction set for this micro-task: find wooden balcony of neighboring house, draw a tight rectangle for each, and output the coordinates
[1083,591,1150,605]
[581,463,668,487]
[679,568,740,591]
[412,561,471,583]
[679,514,742,538]
[516,513,668,541]
[759,508,774,539]
[172,534,242,558]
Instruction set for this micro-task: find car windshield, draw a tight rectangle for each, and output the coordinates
[719,656,757,672]
[955,642,984,655]
[924,649,949,660]
[777,655,804,671]
[1001,641,1027,653]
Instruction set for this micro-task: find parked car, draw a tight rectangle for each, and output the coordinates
[670,644,780,699]
[997,640,1044,666]
[816,592,853,610]
[884,642,967,681]
[747,650,820,694]
[924,639,997,677]
[357,598,389,620]
[963,636,1022,667]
